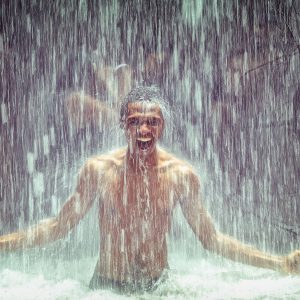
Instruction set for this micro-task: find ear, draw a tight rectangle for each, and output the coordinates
[158,119,165,139]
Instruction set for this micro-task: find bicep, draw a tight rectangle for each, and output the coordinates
[56,160,100,231]
[179,172,217,249]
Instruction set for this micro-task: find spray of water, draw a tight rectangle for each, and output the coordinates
[1,0,300,299]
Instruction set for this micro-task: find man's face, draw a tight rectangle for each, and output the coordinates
[124,102,164,158]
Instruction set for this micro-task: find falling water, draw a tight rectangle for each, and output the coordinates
[1,0,300,299]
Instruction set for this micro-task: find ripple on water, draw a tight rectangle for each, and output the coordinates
[1,254,300,300]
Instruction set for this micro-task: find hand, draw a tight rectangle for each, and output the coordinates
[283,250,300,274]
[94,64,132,101]
[113,64,132,100]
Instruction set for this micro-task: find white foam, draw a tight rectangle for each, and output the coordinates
[1,253,300,300]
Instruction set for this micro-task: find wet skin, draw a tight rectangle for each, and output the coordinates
[91,102,191,281]
[1,102,300,287]
[59,102,203,282]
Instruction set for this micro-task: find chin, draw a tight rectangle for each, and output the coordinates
[137,148,152,156]
[137,145,156,158]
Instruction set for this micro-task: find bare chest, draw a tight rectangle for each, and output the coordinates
[99,171,176,236]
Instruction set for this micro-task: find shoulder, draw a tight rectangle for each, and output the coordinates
[81,148,126,176]
[157,147,200,183]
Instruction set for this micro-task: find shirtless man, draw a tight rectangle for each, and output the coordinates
[1,86,300,293]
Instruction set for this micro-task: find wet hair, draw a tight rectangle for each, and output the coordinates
[119,85,169,125]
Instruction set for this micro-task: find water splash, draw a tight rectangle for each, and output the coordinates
[1,0,300,298]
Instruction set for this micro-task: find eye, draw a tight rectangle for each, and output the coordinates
[127,118,139,126]
[147,118,161,126]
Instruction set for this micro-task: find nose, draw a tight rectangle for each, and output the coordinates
[138,122,151,135]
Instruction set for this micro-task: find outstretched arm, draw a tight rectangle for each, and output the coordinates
[0,159,100,252]
[179,168,300,274]
[65,92,118,129]
[65,64,132,130]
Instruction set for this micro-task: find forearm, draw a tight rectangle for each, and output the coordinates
[79,94,114,123]
[0,218,63,252]
[209,232,283,271]
[65,92,117,126]
[0,230,28,251]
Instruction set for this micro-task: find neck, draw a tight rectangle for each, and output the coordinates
[126,147,159,172]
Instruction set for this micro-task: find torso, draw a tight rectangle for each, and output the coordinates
[93,147,182,282]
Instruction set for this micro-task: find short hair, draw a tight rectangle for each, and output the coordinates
[119,86,169,125]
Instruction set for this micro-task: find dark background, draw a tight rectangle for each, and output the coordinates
[0,0,299,254]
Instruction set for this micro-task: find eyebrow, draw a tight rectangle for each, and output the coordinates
[126,114,162,119]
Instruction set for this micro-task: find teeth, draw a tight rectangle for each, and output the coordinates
[137,137,152,142]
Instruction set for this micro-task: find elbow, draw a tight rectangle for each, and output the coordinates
[47,220,70,242]
[200,231,219,253]
[35,219,68,245]
[202,239,215,252]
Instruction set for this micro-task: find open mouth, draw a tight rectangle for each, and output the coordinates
[136,137,154,150]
